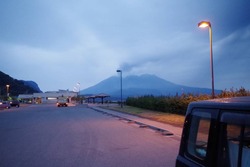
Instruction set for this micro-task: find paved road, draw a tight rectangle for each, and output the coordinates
[0,104,180,167]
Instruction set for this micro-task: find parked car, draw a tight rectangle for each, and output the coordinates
[176,96,250,167]
[0,101,11,109]
[9,100,20,107]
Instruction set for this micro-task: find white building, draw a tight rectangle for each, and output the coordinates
[18,90,78,104]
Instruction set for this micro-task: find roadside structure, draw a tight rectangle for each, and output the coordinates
[85,93,110,104]
[18,90,77,104]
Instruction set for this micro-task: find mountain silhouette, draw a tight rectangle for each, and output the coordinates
[0,71,42,97]
[81,74,221,99]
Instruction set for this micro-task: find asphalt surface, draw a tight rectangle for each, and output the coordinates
[0,103,180,167]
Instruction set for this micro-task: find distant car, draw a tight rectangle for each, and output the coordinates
[0,101,11,109]
[9,100,20,107]
[57,99,68,107]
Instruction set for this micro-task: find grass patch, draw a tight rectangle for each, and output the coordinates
[101,105,185,127]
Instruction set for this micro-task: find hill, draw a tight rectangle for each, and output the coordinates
[81,74,221,99]
[21,80,42,93]
[0,71,42,98]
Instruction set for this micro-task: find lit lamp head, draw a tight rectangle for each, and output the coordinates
[198,21,211,28]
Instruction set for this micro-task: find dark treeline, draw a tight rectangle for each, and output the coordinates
[126,87,250,115]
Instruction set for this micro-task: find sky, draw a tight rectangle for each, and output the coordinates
[0,0,250,92]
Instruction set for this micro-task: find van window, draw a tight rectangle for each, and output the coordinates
[187,111,211,161]
[220,112,250,167]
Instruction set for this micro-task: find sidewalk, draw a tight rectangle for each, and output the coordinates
[88,104,183,139]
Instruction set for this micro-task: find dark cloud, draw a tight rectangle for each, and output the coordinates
[0,0,249,91]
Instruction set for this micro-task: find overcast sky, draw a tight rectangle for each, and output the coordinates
[0,0,250,92]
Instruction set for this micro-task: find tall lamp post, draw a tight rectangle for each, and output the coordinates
[6,85,10,97]
[198,21,215,98]
[116,70,123,108]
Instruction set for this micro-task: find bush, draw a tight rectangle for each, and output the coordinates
[126,87,250,115]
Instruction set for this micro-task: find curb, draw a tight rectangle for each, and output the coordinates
[90,106,174,136]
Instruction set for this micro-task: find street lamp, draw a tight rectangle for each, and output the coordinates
[198,21,215,98]
[6,85,10,97]
[116,70,123,108]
